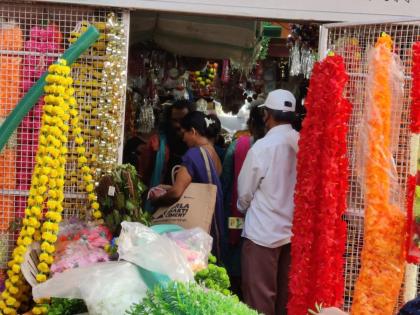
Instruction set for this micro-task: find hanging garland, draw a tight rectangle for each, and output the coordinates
[0,60,72,315]
[287,54,351,315]
[351,33,406,315]
[0,58,102,315]
[68,20,106,184]
[410,42,420,133]
[97,13,127,177]
[405,41,420,270]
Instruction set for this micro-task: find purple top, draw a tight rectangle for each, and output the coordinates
[182,147,225,260]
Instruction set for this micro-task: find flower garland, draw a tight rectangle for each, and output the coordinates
[66,21,106,211]
[351,33,406,315]
[67,88,102,220]
[16,24,63,220]
[410,42,420,133]
[287,55,351,315]
[97,12,127,176]
[0,60,75,315]
[406,174,418,263]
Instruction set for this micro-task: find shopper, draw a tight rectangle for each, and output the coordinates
[122,136,145,173]
[149,111,225,260]
[237,89,299,315]
[221,101,266,297]
[143,100,196,212]
[206,113,226,162]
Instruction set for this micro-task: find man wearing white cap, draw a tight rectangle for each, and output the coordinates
[237,89,299,315]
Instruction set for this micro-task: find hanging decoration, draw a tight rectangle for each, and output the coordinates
[0,21,23,293]
[287,54,351,315]
[68,20,106,184]
[0,60,73,315]
[410,42,420,133]
[288,24,319,78]
[189,62,218,98]
[351,33,406,315]
[0,57,102,314]
[16,23,63,220]
[300,47,316,79]
[405,41,420,265]
[289,44,301,77]
[137,99,155,134]
[96,12,127,177]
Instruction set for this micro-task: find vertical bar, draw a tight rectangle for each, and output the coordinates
[318,25,329,61]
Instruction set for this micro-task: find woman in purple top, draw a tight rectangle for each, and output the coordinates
[150,111,225,260]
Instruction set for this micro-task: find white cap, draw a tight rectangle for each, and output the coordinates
[259,89,296,112]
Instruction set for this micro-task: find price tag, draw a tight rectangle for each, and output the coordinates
[228,217,244,229]
[108,186,116,196]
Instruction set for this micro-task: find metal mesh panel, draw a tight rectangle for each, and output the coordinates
[0,1,128,277]
[324,22,420,312]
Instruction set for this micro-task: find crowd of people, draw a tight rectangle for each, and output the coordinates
[123,89,420,315]
[123,88,299,315]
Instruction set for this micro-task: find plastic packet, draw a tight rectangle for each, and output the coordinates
[164,227,212,272]
[118,221,194,282]
[33,261,147,315]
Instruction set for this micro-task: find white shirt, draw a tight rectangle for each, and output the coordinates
[237,124,299,248]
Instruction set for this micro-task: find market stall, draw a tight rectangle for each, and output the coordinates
[0,1,418,315]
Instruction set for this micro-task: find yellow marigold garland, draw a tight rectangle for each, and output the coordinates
[0,58,102,314]
[0,59,72,315]
[68,90,101,220]
[68,20,106,183]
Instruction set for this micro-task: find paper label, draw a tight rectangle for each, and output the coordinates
[108,186,116,196]
[228,217,244,229]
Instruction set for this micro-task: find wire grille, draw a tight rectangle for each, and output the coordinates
[0,1,128,281]
[325,22,420,312]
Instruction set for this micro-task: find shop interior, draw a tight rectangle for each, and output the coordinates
[123,10,320,176]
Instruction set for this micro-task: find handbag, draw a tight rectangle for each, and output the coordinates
[152,147,217,232]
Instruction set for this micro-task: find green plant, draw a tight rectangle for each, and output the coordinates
[194,254,231,295]
[126,281,260,315]
[46,298,87,315]
[97,164,151,236]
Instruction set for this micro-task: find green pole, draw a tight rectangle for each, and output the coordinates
[0,25,100,153]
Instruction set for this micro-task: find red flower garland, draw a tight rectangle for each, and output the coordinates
[288,55,352,315]
[406,174,418,263]
[410,42,420,133]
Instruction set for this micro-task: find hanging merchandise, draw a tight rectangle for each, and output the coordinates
[405,42,420,264]
[0,21,22,239]
[351,33,406,315]
[97,12,127,177]
[68,20,107,183]
[0,60,76,315]
[190,62,218,98]
[300,47,316,79]
[221,59,230,83]
[137,99,155,134]
[287,54,352,315]
[410,42,420,134]
[16,23,63,220]
[289,43,301,76]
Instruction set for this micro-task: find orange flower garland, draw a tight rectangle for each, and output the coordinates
[351,34,406,315]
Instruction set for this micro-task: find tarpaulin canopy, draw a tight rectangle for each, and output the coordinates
[130,11,262,69]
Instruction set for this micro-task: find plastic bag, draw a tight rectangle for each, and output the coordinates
[118,221,194,282]
[164,227,212,272]
[33,261,147,315]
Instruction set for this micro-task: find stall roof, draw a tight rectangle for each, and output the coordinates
[129,11,261,68]
[34,0,418,22]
